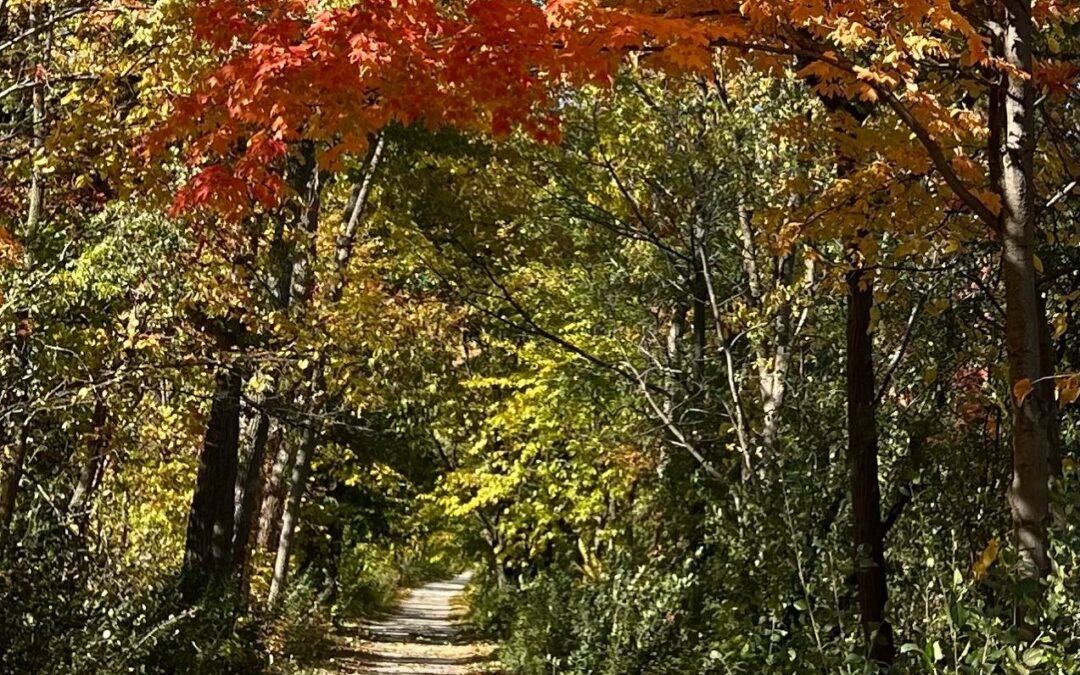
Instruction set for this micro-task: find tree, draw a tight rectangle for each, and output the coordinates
[555,0,1080,631]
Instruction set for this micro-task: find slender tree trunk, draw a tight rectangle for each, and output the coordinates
[999,0,1050,583]
[736,196,763,306]
[689,215,708,387]
[264,137,386,605]
[736,195,794,459]
[24,1,46,239]
[1037,294,1062,480]
[664,299,687,417]
[266,143,325,606]
[232,408,271,575]
[263,136,385,606]
[0,313,32,550]
[267,423,316,607]
[847,264,893,665]
[182,366,242,593]
[257,422,290,552]
[0,423,30,550]
[331,133,386,299]
[760,255,794,459]
[238,213,294,569]
[68,397,110,533]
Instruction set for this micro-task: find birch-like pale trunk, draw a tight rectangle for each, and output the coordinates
[24,1,46,239]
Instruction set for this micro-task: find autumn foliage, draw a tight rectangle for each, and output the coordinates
[163,0,582,216]
[6,0,1080,672]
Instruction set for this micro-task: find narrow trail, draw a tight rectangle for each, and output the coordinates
[319,572,498,675]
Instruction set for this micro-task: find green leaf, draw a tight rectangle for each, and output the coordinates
[1022,647,1045,667]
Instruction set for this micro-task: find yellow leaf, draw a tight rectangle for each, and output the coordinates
[1033,254,1044,274]
[1062,387,1079,407]
[1013,378,1033,406]
[869,306,881,334]
[1053,313,1068,339]
[971,538,999,582]
[1058,375,1080,407]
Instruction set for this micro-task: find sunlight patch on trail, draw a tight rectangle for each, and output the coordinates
[313,572,499,675]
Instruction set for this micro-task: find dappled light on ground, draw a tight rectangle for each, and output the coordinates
[314,573,498,675]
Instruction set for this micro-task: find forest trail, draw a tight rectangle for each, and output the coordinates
[318,572,498,675]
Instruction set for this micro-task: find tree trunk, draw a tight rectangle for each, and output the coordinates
[0,312,32,550]
[257,421,290,552]
[68,397,110,533]
[1037,294,1062,480]
[664,298,687,417]
[0,423,30,550]
[263,135,388,605]
[267,423,317,607]
[238,210,294,569]
[263,135,383,606]
[232,408,271,575]
[331,133,386,301]
[24,1,46,240]
[736,195,794,460]
[847,264,893,665]
[182,366,242,593]
[1000,0,1050,583]
[689,215,708,388]
[760,255,794,459]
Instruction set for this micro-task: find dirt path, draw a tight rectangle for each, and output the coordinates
[318,572,498,675]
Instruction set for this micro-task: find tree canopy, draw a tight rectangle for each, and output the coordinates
[2,1,1080,673]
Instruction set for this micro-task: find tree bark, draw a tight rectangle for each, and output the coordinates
[267,423,316,607]
[257,421,290,552]
[266,142,324,606]
[999,0,1050,582]
[182,366,242,593]
[232,408,271,575]
[847,264,893,665]
[1037,293,1062,480]
[736,194,794,460]
[67,397,110,533]
[0,312,32,550]
[262,134,386,605]
[331,133,385,301]
[24,1,46,240]
[263,136,386,605]
[0,423,30,550]
[760,254,794,459]
[689,215,708,388]
[235,211,294,571]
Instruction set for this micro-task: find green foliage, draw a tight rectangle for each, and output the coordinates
[270,575,336,669]
[4,6,1080,674]
[0,544,267,675]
